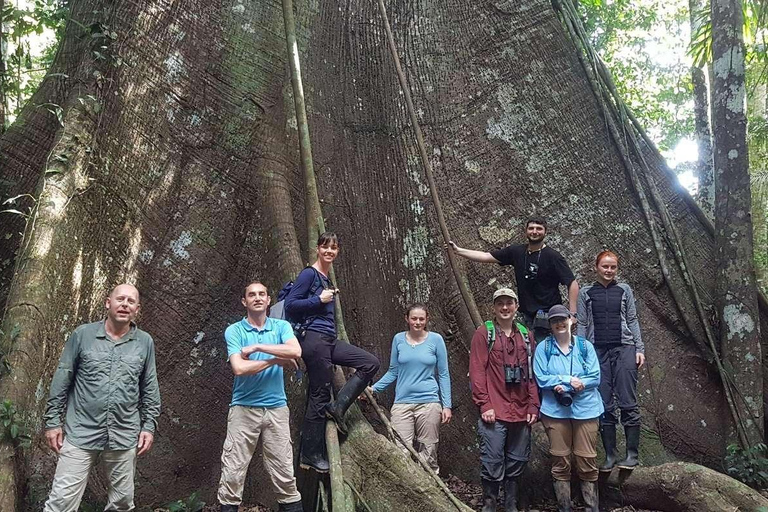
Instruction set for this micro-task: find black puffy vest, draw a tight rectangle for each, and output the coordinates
[587,282,624,345]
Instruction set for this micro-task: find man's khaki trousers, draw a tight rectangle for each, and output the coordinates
[217,405,302,505]
[44,439,137,512]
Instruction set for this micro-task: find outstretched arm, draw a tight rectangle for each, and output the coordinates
[448,241,500,263]
[372,336,400,392]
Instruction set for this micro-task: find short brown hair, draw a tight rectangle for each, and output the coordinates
[242,281,267,298]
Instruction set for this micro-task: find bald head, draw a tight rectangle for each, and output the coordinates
[110,284,140,302]
[106,284,140,326]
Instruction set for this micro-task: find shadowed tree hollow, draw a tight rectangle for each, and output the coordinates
[1,0,767,510]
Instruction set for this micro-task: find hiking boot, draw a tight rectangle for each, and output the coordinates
[504,477,519,512]
[278,500,305,512]
[580,481,599,512]
[299,420,330,473]
[325,373,367,435]
[481,479,499,512]
[553,480,572,512]
[617,425,640,469]
[220,504,239,512]
[599,423,617,472]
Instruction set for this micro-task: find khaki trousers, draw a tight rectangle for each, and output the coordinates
[541,415,599,482]
[217,405,301,505]
[44,439,137,512]
[390,402,442,473]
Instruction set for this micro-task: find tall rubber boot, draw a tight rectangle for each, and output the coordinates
[580,481,599,512]
[617,425,640,469]
[599,423,617,472]
[299,420,330,473]
[278,500,305,512]
[325,373,368,435]
[481,479,499,512]
[553,480,572,512]
[220,504,239,512]
[504,477,519,512]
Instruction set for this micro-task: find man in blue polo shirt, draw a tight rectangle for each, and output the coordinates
[217,281,304,512]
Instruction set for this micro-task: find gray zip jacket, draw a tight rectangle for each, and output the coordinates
[576,282,644,354]
[43,321,161,450]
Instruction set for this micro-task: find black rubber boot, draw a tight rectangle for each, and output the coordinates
[504,477,519,512]
[599,423,617,472]
[617,425,640,469]
[553,480,572,512]
[220,504,239,512]
[299,420,330,473]
[325,373,368,435]
[481,479,499,512]
[580,481,599,512]
[278,500,305,512]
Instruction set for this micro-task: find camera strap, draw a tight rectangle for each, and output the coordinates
[545,335,588,373]
[485,321,532,379]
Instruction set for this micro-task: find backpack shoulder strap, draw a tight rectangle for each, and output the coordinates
[576,336,589,372]
[545,336,553,364]
[516,322,533,379]
[485,321,495,352]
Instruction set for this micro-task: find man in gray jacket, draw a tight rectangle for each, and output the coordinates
[42,283,161,511]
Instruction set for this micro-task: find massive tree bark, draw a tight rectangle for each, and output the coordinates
[711,0,763,446]
[1,0,767,509]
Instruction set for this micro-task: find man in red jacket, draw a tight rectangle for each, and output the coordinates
[470,288,540,512]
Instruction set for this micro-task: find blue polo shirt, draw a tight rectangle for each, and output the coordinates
[225,317,295,408]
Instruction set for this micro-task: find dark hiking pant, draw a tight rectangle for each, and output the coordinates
[520,311,550,342]
[301,330,380,423]
[596,344,640,427]
[478,419,531,481]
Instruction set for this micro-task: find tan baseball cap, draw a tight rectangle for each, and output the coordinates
[492,287,518,301]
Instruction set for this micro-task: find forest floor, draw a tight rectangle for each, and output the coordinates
[186,474,659,511]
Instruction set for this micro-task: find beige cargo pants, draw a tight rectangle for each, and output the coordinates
[43,439,137,512]
[217,405,302,506]
[390,402,442,473]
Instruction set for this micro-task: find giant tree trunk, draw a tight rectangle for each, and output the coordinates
[711,0,763,446]
[1,0,767,509]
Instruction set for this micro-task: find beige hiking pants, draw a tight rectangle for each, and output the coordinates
[217,405,301,505]
[390,402,442,473]
[43,439,137,512]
